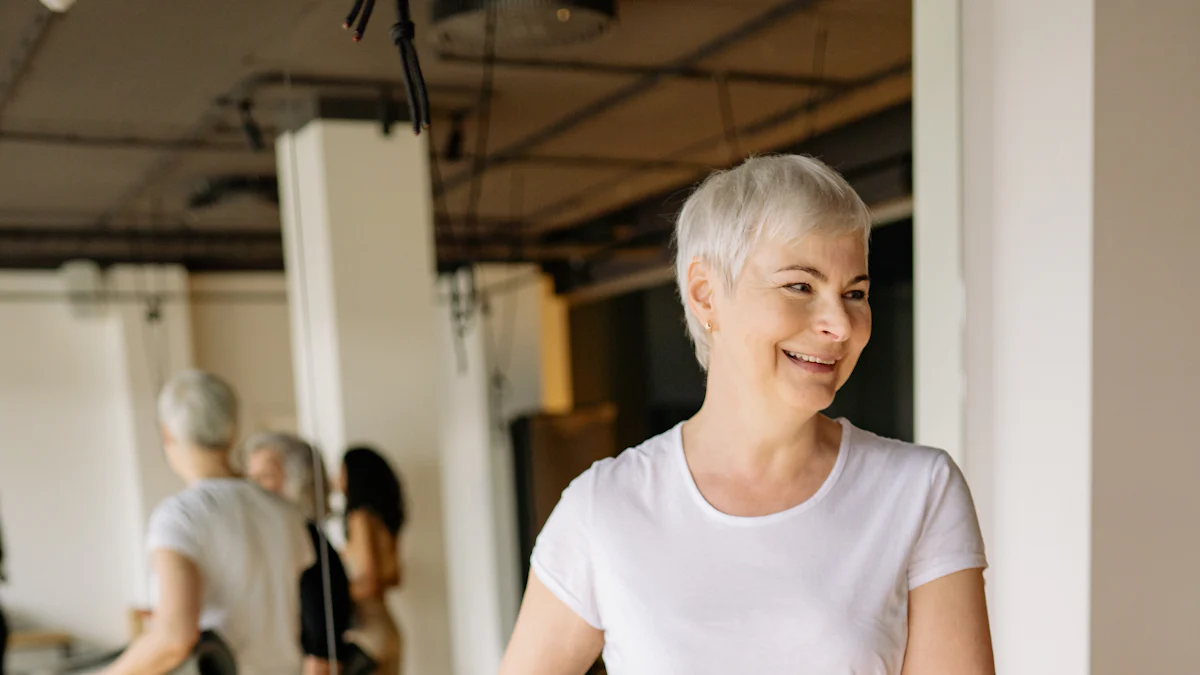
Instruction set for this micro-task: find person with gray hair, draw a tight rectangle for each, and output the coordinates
[100,370,313,675]
[244,433,354,675]
[501,155,994,674]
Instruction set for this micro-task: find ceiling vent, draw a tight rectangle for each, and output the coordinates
[432,0,617,49]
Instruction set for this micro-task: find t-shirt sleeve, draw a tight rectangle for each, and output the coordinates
[907,451,988,590]
[145,496,203,563]
[529,465,603,630]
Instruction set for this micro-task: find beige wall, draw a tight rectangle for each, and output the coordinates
[189,273,296,437]
[1092,1,1200,671]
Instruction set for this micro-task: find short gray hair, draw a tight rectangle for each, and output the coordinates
[674,154,872,369]
[157,370,238,450]
[242,432,328,521]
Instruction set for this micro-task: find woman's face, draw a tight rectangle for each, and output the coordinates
[707,230,872,413]
[247,448,286,495]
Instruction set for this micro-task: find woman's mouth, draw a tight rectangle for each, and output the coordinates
[783,350,837,373]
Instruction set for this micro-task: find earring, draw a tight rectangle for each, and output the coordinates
[705,320,712,333]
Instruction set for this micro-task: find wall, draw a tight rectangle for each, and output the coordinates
[0,272,144,647]
[189,273,296,436]
[961,2,1096,672]
[1091,1,1200,670]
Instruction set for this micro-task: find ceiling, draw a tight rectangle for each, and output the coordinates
[0,0,912,269]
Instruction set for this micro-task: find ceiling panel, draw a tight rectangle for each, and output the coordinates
[0,142,160,217]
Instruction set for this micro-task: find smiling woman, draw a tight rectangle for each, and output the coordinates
[499,155,994,675]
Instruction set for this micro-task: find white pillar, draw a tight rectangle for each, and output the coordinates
[435,264,564,674]
[912,0,965,463]
[276,119,454,675]
[916,1,1200,672]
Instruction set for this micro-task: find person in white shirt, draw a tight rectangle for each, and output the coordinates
[101,370,313,675]
[500,155,994,675]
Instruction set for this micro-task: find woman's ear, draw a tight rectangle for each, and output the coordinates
[686,257,717,328]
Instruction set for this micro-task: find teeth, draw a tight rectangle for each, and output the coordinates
[785,351,835,365]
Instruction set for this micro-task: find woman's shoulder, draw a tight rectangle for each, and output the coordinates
[841,419,961,484]
[564,425,682,503]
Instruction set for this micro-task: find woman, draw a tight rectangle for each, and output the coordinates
[500,155,994,674]
[339,446,405,675]
[102,370,312,675]
[244,433,353,675]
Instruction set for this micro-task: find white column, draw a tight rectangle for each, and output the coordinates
[435,264,561,674]
[917,1,1200,672]
[277,119,453,675]
[912,0,965,463]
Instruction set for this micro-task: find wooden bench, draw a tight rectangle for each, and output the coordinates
[7,629,74,657]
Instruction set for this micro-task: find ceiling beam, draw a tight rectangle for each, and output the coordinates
[435,53,852,90]
[0,226,662,270]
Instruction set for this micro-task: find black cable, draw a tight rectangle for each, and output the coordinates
[353,0,376,41]
[345,0,431,134]
[714,74,742,162]
[463,0,497,243]
[343,0,365,30]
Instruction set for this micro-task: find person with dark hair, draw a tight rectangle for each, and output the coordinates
[338,446,405,675]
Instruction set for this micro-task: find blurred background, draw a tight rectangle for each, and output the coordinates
[0,0,1195,674]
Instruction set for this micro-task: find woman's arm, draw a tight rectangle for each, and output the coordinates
[101,550,202,675]
[345,510,380,601]
[901,569,995,675]
[499,571,603,675]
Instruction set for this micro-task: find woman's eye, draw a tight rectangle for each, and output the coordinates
[787,283,812,293]
[844,290,868,301]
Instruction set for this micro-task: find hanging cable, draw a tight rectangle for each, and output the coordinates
[343,0,431,134]
[285,11,341,674]
[714,73,743,163]
[804,23,829,140]
[442,0,498,371]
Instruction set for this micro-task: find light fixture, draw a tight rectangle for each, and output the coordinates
[432,0,617,49]
[39,0,78,12]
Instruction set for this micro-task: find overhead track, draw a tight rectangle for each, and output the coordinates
[435,53,852,90]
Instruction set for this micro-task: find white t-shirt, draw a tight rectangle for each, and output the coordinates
[146,478,314,675]
[531,418,987,675]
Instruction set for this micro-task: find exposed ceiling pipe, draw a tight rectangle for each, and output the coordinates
[0,128,714,174]
[435,0,821,196]
[436,53,853,90]
[0,129,256,153]
[523,59,913,234]
[93,70,484,227]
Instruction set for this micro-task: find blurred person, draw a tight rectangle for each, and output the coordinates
[338,447,405,675]
[500,156,993,674]
[244,433,353,675]
[100,370,313,675]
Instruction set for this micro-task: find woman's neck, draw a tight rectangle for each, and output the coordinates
[686,369,838,481]
[181,448,237,485]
